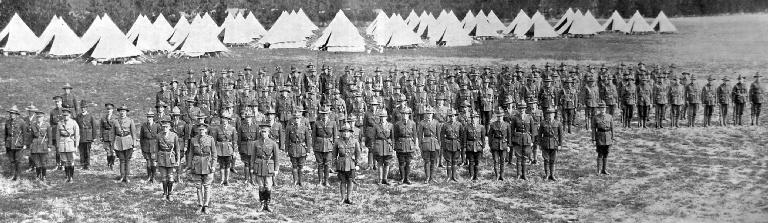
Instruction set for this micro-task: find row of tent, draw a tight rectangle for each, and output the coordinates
[0,8,678,62]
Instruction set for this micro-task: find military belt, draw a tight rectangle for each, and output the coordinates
[117,132,131,137]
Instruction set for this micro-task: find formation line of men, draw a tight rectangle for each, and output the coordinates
[3,62,763,214]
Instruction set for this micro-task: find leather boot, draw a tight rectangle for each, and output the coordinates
[403,161,412,185]
[223,168,230,186]
[322,166,330,187]
[149,166,156,183]
[107,156,115,170]
[423,162,430,184]
[124,161,131,182]
[542,160,549,180]
[450,165,458,182]
[162,182,168,197]
[446,164,452,181]
[35,167,42,180]
[12,163,19,181]
[601,157,610,175]
[41,167,47,182]
[596,158,602,175]
[397,161,405,182]
[429,163,436,183]
[291,168,298,186]
[316,164,323,186]
[203,185,210,211]
[549,160,558,181]
[66,166,73,183]
[498,163,505,181]
[493,164,498,181]
[518,160,526,180]
[196,187,203,210]
[296,167,302,187]
[472,164,479,181]
[467,162,475,181]
[262,190,272,212]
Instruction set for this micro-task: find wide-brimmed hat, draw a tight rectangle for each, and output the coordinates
[81,100,97,108]
[62,83,73,89]
[160,117,172,124]
[400,107,412,114]
[378,110,388,117]
[7,105,21,114]
[318,106,331,114]
[117,104,130,111]
[339,124,353,132]
[146,110,156,117]
[25,103,39,112]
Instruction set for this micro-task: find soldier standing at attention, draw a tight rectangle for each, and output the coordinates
[49,96,64,170]
[190,123,216,214]
[559,78,578,133]
[371,110,394,184]
[276,87,295,128]
[61,83,80,115]
[416,107,440,184]
[511,102,534,180]
[29,110,51,181]
[393,107,417,185]
[669,76,685,128]
[333,123,361,205]
[592,102,614,175]
[480,79,496,129]
[750,73,763,125]
[701,76,718,127]
[527,101,542,165]
[156,82,175,110]
[156,117,181,200]
[112,105,137,183]
[621,76,637,128]
[717,77,732,126]
[487,108,511,181]
[462,111,485,181]
[75,101,97,170]
[313,107,336,187]
[101,103,116,170]
[169,107,188,183]
[238,111,258,185]
[653,74,669,128]
[582,76,599,130]
[637,76,653,128]
[5,105,28,180]
[286,106,311,187]
[685,73,701,127]
[363,98,382,170]
[538,107,563,181]
[215,116,237,186]
[57,108,80,183]
[538,77,557,125]
[732,75,748,126]
[252,122,279,212]
[601,76,619,118]
[140,110,160,183]
[441,109,461,182]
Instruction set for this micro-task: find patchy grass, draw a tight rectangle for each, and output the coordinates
[1,14,768,222]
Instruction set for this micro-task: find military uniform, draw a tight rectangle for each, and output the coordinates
[487,110,511,181]
[285,112,312,186]
[238,114,259,183]
[732,77,748,125]
[74,102,97,170]
[29,117,51,181]
[214,120,237,185]
[621,78,637,128]
[510,103,534,180]
[538,109,563,181]
[440,110,462,182]
[61,84,80,114]
[717,78,732,126]
[592,103,614,175]
[416,112,441,183]
[701,77,718,127]
[559,79,578,132]
[582,80,600,129]
[112,106,137,183]
[156,121,182,200]
[637,78,653,128]
[669,78,685,127]
[189,126,216,212]
[313,109,337,186]
[653,77,669,128]
[371,110,394,184]
[100,105,117,169]
[140,112,161,182]
[685,75,701,127]
[4,107,27,180]
[56,110,80,183]
[749,74,764,125]
[393,108,417,184]
[462,112,485,181]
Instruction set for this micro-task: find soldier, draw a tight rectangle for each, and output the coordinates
[582,76,600,130]
[100,103,116,170]
[285,106,312,186]
[487,108,511,181]
[440,109,461,182]
[601,76,619,117]
[750,73,764,125]
[462,111,484,181]
[112,105,137,183]
[371,110,394,184]
[480,79,496,128]
[313,106,336,186]
[732,75,748,125]
[219,88,237,115]
[168,107,188,183]
[215,116,237,185]
[362,98,381,170]
[252,122,280,212]
[61,83,80,115]
[558,78,578,132]
[538,77,557,122]
[189,123,216,214]
[333,123,361,204]
[393,107,417,184]
[685,73,701,127]
[5,105,28,180]
[53,108,77,181]
[29,110,51,181]
[74,101,97,170]
[510,102,534,180]
[527,101,542,165]
[669,76,685,128]
[156,82,175,109]
[156,117,182,200]
[50,96,65,170]
[276,87,295,127]
[717,77,732,126]
[140,110,160,183]
[416,107,440,183]
[237,110,259,185]
[637,76,653,128]
[538,107,563,181]
[653,75,669,128]
[23,104,39,171]
[621,76,637,128]
[592,102,614,175]
[701,76,718,127]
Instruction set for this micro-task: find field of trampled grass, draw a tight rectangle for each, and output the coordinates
[1,14,767,222]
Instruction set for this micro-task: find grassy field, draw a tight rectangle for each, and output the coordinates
[1,14,768,222]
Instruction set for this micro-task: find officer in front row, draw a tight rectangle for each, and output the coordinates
[416,107,440,184]
[538,107,563,181]
[592,102,615,175]
[440,109,462,182]
[156,117,182,200]
[487,108,510,181]
[252,122,280,212]
[5,105,28,181]
[189,123,216,214]
[333,123,361,205]
[462,111,485,181]
[393,107,417,184]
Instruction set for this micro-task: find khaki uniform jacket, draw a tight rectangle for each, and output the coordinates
[155,131,181,167]
[140,121,160,154]
[313,119,337,153]
[393,119,417,153]
[214,125,237,157]
[461,122,485,153]
[416,119,441,152]
[749,81,764,104]
[333,138,361,171]
[440,121,462,152]
[56,119,80,153]
[29,124,52,154]
[100,113,116,142]
[111,117,137,151]
[487,120,511,151]
[732,83,748,104]
[189,135,216,175]
[371,121,394,156]
[686,82,702,104]
[538,120,563,150]
[286,118,312,157]
[4,118,27,150]
[592,113,614,146]
[701,83,717,105]
[76,112,98,143]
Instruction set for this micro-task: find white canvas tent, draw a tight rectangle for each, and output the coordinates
[602,10,627,32]
[126,15,152,42]
[623,11,654,34]
[431,21,472,47]
[80,14,143,61]
[567,12,596,36]
[153,14,174,40]
[220,14,253,45]
[486,10,506,32]
[168,16,191,44]
[377,14,423,47]
[311,10,365,52]
[132,19,173,52]
[296,8,319,31]
[171,15,228,57]
[520,11,559,39]
[460,10,475,30]
[503,10,531,36]
[556,9,582,35]
[0,13,41,53]
[37,16,86,57]
[582,10,604,33]
[38,15,61,41]
[405,10,420,27]
[650,11,677,33]
[256,11,307,48]
[366,11,389,35]
[244,11,267,39]
[414,12,436,37]
[553,8,575,31]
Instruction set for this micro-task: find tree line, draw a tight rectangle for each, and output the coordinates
[1,0,766,36]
